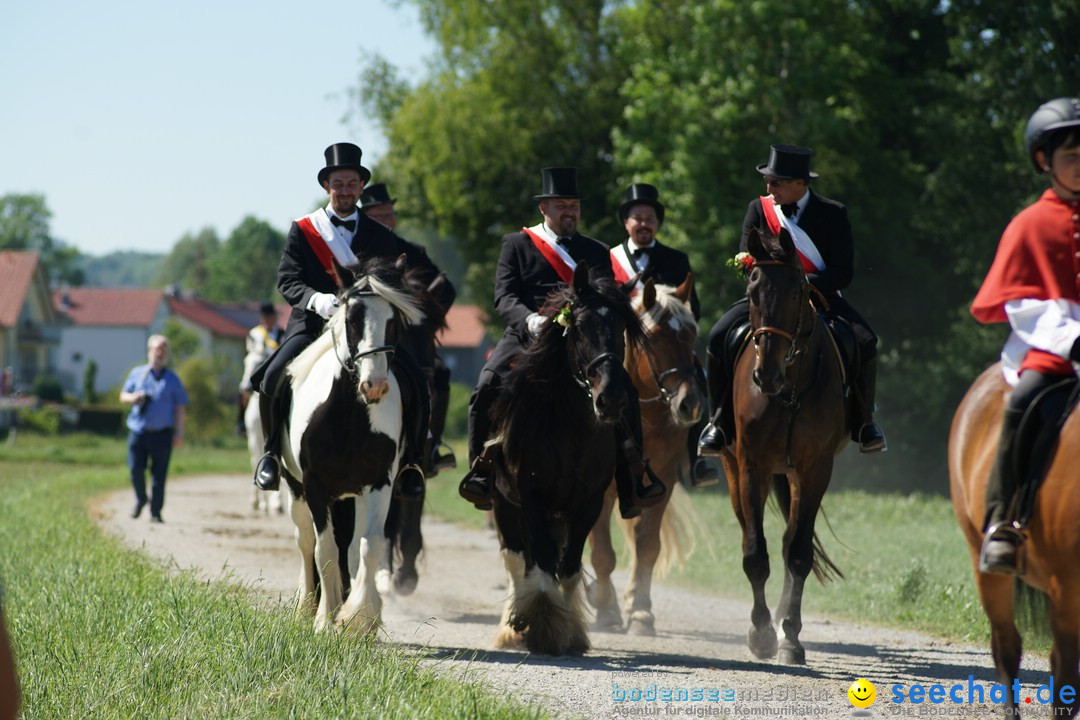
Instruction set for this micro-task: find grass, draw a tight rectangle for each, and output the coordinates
[0,433,547,720]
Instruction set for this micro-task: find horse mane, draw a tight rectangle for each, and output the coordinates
[287,257,426,385]
[404,267,450,333]
[493,275,647,446]
[633,283,698,334]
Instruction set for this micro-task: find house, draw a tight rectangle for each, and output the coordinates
[437,304,493,387]
[53,287,169,396]
[166,296,252,398]
[0,251,62,394]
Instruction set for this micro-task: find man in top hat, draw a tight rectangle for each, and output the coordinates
[361,181,459,473]
[611,183,718,487]
[458,167,666,518]
[698,144,887,456]
[250,142,442,499]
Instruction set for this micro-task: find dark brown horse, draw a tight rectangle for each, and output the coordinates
[588,275,704,635]
[950,364,1080,718]
[718,227,845,664]
[490,263,646,655]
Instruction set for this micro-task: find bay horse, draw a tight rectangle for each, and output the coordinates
[718,227,845,665]
[950,363,1080,718]
[490,263,647,655]
[588,275,705,635]
[278,255,425,633]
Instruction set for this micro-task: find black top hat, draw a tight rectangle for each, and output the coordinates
[533,167,581,200]
[360,183,397,208]
[618,183,666,224]
[317,142,372,187]
[756,144,819,180]
[259,302,277,316]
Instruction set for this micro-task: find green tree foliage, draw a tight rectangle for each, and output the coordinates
[175,355,229,443]
[0,193,85,286]
[358,0,1078,489]
[162,318,202,366]
[201,216,285,303]
[82,360,99,405]
[154,227,221,292]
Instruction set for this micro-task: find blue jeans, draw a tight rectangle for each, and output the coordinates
[128,428,174,517]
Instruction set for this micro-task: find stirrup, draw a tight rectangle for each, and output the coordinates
[458,457,495,510]
[978,522,1025,576]
[394,464,425,500]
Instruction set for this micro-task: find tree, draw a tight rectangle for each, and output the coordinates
[0,193,84,286]
[202,216,285,303]
[154,227,220,293]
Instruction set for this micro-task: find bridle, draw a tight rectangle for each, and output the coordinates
[750,259,811,367]
[331,288,396,381]
[572,351,622,397]
[635,309,697,406]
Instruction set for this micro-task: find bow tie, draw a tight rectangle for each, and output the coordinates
[631,247,651,260]
[557,236,571,246]
[780,203,798,219]
[330,215,357,232]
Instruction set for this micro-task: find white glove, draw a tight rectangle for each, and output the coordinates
[526,312,548,336]
[311,292,340,319]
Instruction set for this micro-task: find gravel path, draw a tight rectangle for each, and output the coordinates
[93,474,1052,720]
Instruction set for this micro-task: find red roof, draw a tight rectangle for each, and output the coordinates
[54,287,165,326]
[438,304,490,348]
[0,251,41,328]
[167,297,250,338]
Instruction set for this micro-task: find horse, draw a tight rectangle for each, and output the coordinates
[490,263,647,655]
[717,226,845,665]
[376,270,451,598]
[587,275,705,635]
[277,255,425,633]
[245,395,283,514]
[949,363,1080,718]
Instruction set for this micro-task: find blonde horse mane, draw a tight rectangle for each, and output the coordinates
[632,282,698,334]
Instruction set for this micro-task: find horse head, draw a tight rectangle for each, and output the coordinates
[632,275,703,426]
[333,256,425,405]
[745,227,810,396]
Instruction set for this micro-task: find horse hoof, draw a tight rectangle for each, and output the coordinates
[778,640,806,665]
[593,607,624,630]
[748,625,778,660]
[494,625,525,650]
[393,571,418,597]
[627,614,656,637]
[375,569,392,595]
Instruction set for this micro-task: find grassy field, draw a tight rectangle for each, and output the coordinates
[424,438,1017,648]
[0,433,546,720]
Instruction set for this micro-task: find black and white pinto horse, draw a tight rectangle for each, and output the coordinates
[490,264,646,655]
[278,256,425,633]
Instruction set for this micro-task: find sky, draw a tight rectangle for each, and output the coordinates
[0,0,434,257]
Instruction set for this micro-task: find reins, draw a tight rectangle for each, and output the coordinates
[330,287,398,382]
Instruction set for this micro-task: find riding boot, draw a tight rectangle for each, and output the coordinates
[458,446,496,510]
[687,413,720,488]
[394,358,428,501]
[698,401,733,457]
[254,386,285,491]
[979,408,1025,575]
[853,357,887,453]
[615,415,666,517]
[429,366,456,470]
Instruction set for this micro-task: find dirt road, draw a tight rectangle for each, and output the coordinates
[95,474,1049,720]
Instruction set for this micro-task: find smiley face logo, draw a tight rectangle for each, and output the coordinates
[848,678,876,708]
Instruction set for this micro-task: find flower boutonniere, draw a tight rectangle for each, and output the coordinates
[727,251,754,279]
[554,303,573,329]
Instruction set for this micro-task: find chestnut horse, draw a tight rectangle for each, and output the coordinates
[718,227,844,665]
[950,363,1080,718]
[588,275,705,635]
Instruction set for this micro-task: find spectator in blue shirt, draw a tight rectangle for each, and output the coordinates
[120,335,188,523]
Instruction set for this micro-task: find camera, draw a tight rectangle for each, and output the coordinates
[136,394,151,411]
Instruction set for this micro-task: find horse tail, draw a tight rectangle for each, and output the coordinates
[770,475,844,584]
[618,482,712,578]
[1014,579,1050,641]
[383,496,402,572]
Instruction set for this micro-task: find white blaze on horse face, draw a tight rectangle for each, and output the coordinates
[354,296,394,404]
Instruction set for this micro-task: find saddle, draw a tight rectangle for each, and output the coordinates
[725,314,857,388]
[1014,376,1080,525]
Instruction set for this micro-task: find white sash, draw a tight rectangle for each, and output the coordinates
[528,222,577,273]
[774,208,826,272]
[301,208,359,268]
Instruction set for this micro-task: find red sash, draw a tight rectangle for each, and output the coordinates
[760,197,817,275]
[522,227,574,284]
[296,217,341,283]
[611,253,632,285]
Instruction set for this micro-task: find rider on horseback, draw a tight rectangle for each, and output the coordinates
[971,97,1080,575]
[251,143,447,500]
[458,167,666,519]
[698,144,887,457]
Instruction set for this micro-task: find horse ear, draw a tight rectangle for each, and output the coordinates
[642,277,657,309]
[572,262,592,297]
[427,272,447,295]
[747,227,766,260]
[394,253,408,273]
[331,258,355,290]
[777,228,797,261]
[674,272,693,303]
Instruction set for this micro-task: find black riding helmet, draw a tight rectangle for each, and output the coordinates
[1024,97,1080,172]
